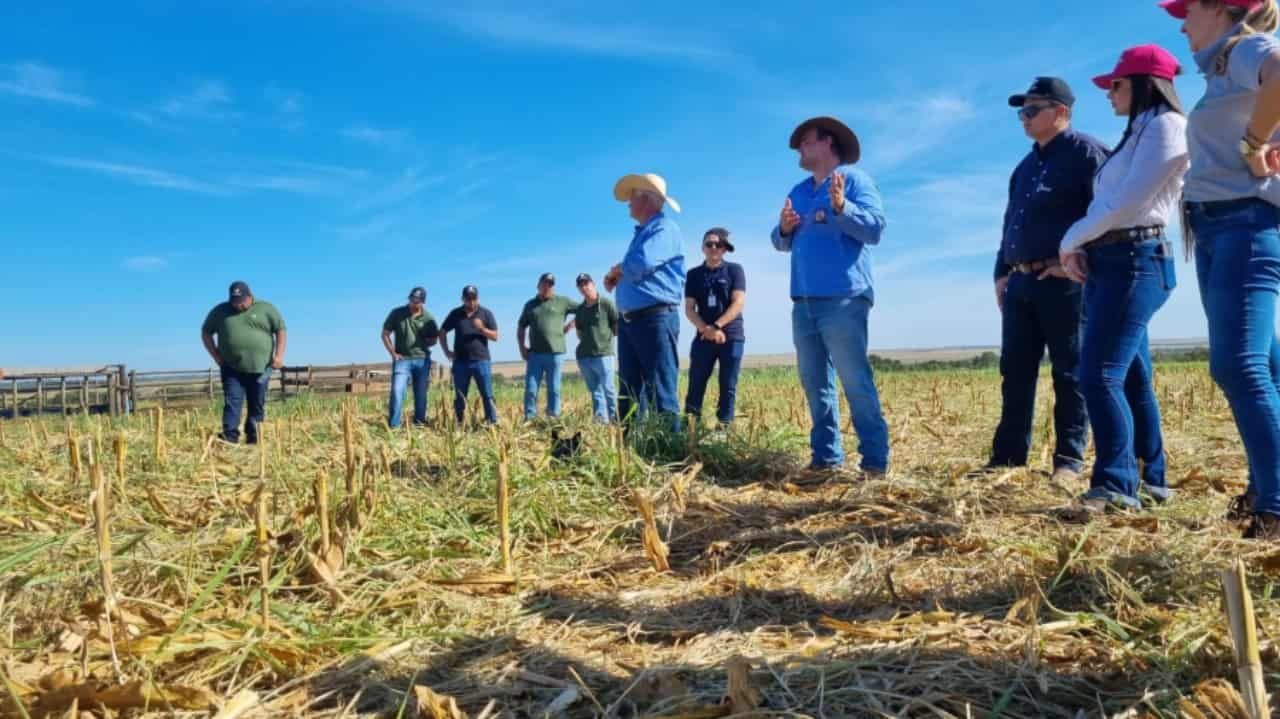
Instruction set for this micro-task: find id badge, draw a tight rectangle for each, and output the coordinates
[814,209,827,223]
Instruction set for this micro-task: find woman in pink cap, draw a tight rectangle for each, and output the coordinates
[1160,0,1280,539]
[1059,45,1188,515]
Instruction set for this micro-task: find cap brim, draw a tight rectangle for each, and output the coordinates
[1007,94,1028,107]
[724,242,735,252]
[1092,73,1116,90]
[1158,0,1188,19]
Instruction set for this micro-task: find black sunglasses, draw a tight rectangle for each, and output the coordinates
[703,241,726,249]
[1016,103,1059,121]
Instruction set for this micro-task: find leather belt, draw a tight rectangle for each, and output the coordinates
[1011,257,1060,275]
[1086,225,1164,249]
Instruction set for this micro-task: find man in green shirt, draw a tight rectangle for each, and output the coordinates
[381,286,439,428]
[517,273,577,419]
[201,281,287,444]
[569,273,620,423]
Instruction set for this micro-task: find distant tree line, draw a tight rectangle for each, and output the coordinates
[866,346,1208,373]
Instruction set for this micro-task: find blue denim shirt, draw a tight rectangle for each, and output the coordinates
[995,128,1109,279]
[1185,28,1280,204]
[617,211,685,313]
[770,166,886,302]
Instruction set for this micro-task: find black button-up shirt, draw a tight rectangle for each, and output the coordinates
[995,128,1109,278]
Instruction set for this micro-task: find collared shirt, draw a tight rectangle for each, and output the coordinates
[1185,28,1280,204]
[617,211,685,313]
[1061,109,1189,252]
[996,128,1109,278]
[770,166,886,302]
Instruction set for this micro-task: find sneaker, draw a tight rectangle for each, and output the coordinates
[1227,492,1256,522]
[1243,513,1280,540]
[860,467,888,481]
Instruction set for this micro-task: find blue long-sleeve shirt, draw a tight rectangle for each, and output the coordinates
[995,128,1109,279]
[770,166,886,302]
[617,211,685,313]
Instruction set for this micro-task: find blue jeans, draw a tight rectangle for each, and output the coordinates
[578,355,619,423]
[451,359,499,425]
[617,306,681,423]
[388,357,431,428]
[992,273,1088,472]
[1079,241,1174,507]
[221,366,270,443]
[792,296,890,470]
[685,338,745,424]
[523,352,564,418]
[1191,198,1280,517]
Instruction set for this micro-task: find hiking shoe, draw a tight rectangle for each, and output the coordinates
[1227,492,1256,522]
[1243,513,1280,540]
[1051,467,1082,485]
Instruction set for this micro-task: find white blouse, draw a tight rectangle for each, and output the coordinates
[1060,108,1189,253]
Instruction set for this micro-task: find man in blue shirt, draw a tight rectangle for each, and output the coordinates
[990,77,1108,481]
[771,116,890,475]
[604,173,685,425]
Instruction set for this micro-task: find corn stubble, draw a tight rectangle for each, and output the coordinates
[0,362,1275,718]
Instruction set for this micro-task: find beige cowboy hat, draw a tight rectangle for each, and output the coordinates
[612,172,682,213]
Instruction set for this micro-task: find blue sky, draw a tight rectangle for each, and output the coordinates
[1,2,1208,369]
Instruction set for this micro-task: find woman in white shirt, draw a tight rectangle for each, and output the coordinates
[1059,44,1188,513]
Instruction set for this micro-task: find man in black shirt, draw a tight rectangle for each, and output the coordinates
[440,285,500,425]
[990,77,1108,481]
[684,227,747,424]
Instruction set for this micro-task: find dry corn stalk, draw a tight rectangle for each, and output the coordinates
[496,435,512,576]
[631,488,670,572]
[258,425,267,480]
[67,423,82,478]
[113,433,127,496]
[1221,559,1269,719]
[89,454,123,681]
[153,407,165,467]
[414,685,467,719]
[255,483,272,632]
[722,655,762,715]
[343,400,356,482]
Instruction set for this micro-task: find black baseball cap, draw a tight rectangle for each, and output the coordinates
[228,281,252,301]
[704,227,735,252]
[576,273,593,285]
[461,284,479,298]
[409,286,426,303]
[538,272,555,285]
[1008,77,1075,107]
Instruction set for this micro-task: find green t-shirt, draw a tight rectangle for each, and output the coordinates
[382,305,439,359]
[202,300,286,374]
[574,297,618,358]
[518,295,577,355]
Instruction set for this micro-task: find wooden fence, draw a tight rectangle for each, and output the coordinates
[0,362,451,419]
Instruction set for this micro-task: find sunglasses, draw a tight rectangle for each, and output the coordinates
[704,241,726,249]
[1016,103,1058,121]
[1109,79,1126,92]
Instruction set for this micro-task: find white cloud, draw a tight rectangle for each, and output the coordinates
[161,80,238,121]
[342,125,412,150]
[264,84,304,129]
[122,256,169,272]
[860,96,979,171]
[437,9,744,69]
[0,61,93,107]
[43,156,226,195]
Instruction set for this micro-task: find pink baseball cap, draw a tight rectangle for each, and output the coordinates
[1158,0,1262,19]
[1092,44,1182,89]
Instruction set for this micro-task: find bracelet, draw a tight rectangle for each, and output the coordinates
[1246,128,1268,149]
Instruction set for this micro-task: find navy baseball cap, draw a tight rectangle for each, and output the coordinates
[576,273,593,285]
[1008,77,1075,107]
[228,281,252,301]
[462,284,479,298]
[409,287,426,303]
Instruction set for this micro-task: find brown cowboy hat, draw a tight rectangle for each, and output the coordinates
[789,116,860,165]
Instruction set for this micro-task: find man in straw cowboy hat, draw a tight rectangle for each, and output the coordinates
[771,116,890,476]
[603,173,685,426]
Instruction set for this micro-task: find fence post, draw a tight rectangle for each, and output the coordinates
[81,375,89,415]
[36,378,44,416]
[10,378,17,418]
[108,374,118,417]
[128,370,138,414]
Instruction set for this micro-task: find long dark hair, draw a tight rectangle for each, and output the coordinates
[1097,74,1184,174]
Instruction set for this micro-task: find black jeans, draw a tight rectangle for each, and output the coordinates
[991,273,1087,471]
[221,366,270,443]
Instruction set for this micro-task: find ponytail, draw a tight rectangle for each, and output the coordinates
[1210,0,1280,75]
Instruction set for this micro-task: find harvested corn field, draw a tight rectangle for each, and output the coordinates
[2,364,1277,718]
